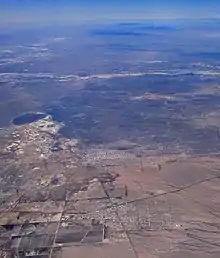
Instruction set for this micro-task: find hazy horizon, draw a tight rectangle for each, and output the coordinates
[1,0,220,27]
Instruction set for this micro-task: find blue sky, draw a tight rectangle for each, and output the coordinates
[1,0,220,26]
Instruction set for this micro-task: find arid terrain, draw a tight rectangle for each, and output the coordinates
[1,21,220,257]
[1,116,220,258]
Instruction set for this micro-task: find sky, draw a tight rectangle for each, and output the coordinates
[0,0,220,26]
